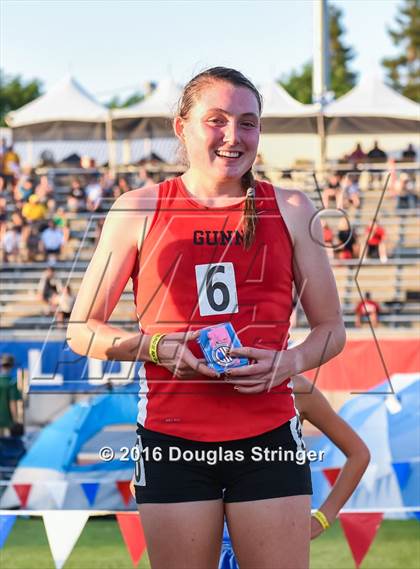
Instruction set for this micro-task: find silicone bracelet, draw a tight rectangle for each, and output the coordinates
[149,333,165,364]
[312,510,330,531]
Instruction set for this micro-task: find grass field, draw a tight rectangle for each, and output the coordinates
[0,518,419,569]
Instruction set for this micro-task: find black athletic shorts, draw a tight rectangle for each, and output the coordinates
[134,418,313,504]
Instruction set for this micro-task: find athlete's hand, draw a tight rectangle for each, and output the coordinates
[156,331,219,380]
[223,347,297,393]
[310,516,325,540]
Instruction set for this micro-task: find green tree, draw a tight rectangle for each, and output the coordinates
[0,70,43,126]
[105,91,144,109]
[382,0,420,102]
[280,4,356,103]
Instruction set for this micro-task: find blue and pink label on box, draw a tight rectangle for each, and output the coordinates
[196,322,249,373]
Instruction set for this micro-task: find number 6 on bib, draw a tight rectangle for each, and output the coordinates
[195,262,239,316]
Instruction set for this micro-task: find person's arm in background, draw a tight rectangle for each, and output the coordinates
[293,375,370,539]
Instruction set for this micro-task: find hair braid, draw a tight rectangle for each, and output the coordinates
[241,169,257,250]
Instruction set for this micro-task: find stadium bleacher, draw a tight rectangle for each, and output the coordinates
[1,166,419,334]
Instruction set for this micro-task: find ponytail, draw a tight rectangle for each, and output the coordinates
[241,169,258,250]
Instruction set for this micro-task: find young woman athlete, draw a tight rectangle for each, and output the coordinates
[68,67,346,569]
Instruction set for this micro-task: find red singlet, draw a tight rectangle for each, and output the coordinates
[131,177,297,441]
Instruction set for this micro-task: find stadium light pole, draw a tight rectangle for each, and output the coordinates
[313,0,330,172]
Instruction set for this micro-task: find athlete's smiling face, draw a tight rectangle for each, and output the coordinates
[175,81,260,185]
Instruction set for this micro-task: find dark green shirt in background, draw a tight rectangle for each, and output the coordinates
[0,373,21,428]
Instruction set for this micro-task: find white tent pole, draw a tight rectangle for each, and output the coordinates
[122,139,131,165]
[313,0,330,173]
[106,112,116,172]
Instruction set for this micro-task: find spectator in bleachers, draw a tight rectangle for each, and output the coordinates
[16,178,35,202]
[99,171,116,198]
[37,266,62,314]
[321,219,334,259]
[67,177,86,212]
[342,173,361,209]
[40,219,64,262]
[366,220,387,263]
[346,143,366,164]
[22,225,41,262]
[355,292,380,328]
[117,176,131,194]
[401,143,416,162]
[0,354,21,437]
[35,175,54,204]
[56,285,75,327]
[1,221,21,263]
[53,207,70,245]
[86,176,103,212]
[22,194,47,223]
[395,173,418,210]
[2,145,20,191]
[0,196,7,235]
[322,172,343,209]
[137,166,155,188]
[367,141,387,162]
[337,217,358,260]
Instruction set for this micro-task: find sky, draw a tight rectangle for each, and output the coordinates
[1,0,402,103]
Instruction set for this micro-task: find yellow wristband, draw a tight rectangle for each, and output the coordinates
[312,510,330,531]
[149,333,165,364]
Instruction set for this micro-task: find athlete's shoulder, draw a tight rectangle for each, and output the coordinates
[110,184,160,214]
[272,187,318,245]
[272,186,317,215]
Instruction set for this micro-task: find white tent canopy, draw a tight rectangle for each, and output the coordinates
[112,77,182,120]
[324,75,420,134]
[111,78,182,139]
[6,76,109,141]
[260,81,320,134]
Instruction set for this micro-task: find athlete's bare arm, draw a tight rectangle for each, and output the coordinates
[227,189,346,393]
[67,186,219,379]
[292,374,370,535]
[276,189,346,373]
[67,186,158,361]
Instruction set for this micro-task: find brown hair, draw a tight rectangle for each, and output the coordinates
[177,67,263,250]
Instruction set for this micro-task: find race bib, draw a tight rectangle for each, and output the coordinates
[195,262,239,316]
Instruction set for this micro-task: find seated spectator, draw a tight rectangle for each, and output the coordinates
[2,145,20,191]
[401,143,417,162]
[67,177,86,212]
[56,285,75,327]
[366,220,387,263]
[100,171,116,198]
[0,196,7,235]
[322,172,343,209]
[17,178,35,202]
[395,173,418,209]
[337,217,358,260]
[86,176,103,212]
[346,143,366,164]
[23,225,41,262]
[1,221,21,263]
[342,173,361,208]
[321,220,334,259]
[117,176,131,194]
[367,141,387,162]
[136,166,155,189]
[40,219,64,262]
[355,292,380,328]
[22,194,47,223]
[37,266,62,314]
[53,207,70,244]
[35,175,54,203]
